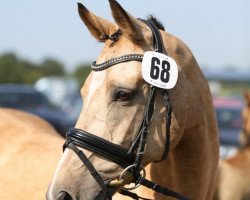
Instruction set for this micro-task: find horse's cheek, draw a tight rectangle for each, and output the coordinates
[106,103,122,134]
[106,103,142,139]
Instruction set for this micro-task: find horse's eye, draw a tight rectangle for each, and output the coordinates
[115,89,133,102]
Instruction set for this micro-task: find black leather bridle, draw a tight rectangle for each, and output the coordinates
[63,19,190,200]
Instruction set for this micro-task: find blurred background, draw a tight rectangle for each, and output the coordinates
[0,0,249,157]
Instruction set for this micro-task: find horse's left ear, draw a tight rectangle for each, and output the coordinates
[108,0,149,43]
[78,3,118,42]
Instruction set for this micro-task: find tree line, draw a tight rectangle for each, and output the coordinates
[0,52,91,87]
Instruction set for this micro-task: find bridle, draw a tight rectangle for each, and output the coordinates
[63,19,190,200]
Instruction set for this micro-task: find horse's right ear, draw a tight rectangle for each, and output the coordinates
[244,90,250,107]
[77,3,118,42]
[108,0,149,43]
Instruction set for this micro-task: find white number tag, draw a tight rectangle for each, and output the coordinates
[142,51,178,89]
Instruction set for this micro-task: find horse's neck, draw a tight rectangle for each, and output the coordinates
[144,125,218,200]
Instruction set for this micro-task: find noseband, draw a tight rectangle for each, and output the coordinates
[63,19,190,200]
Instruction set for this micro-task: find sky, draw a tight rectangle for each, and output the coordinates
[0,0,249,72]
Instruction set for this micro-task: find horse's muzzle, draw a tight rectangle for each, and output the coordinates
[46,191,73,200]
[57,191,73,200]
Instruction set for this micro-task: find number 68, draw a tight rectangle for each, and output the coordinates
[150,57,170,83]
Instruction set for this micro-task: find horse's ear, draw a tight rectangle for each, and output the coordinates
[244,90,250,107]
[78,3,118,42]
[108,0,148,43]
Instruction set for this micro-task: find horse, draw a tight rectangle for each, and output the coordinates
[47,1,219,199]
[214,91,250,200]
[0,108,64,200]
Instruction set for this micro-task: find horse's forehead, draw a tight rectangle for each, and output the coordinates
[82,71,107,107]
[109,62,142,86]
[86,62,142,93]
[82,37,145,99]
[99,37,143,61]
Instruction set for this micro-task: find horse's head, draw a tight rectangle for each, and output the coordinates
[241,90,250,145]
[48,1,188,199]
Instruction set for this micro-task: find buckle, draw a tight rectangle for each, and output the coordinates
[119,164,146,190]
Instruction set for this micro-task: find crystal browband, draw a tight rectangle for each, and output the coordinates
[91,54,143,71]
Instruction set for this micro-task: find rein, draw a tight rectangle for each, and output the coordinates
[63,19,190,200]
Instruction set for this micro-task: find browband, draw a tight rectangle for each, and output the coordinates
[91,54,143,71]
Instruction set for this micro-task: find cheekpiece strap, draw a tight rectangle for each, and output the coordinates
[65,141,112,200]
[91,54,143,71]
[138,19,164,54]
[139,178,191,200]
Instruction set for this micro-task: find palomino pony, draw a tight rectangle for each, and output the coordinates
[0,108,64,200]
[47,1,219,200]
[214,91,250,200]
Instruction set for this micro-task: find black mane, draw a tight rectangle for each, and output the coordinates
[147,15,165,31]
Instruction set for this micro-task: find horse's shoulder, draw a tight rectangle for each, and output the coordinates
[0,108,63,199]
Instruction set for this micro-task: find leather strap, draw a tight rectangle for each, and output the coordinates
[138,19,164,54]
[154,90,172,162]
[132,86,157,177]
[119,189,153,200]
[139,178,191,200]
[65,128,135,168]
[65,141,112,200]
[91,54,143,71]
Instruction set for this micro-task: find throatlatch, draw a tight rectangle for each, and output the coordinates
[63,18,190,200]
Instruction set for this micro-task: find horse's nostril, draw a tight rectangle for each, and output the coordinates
[57,191,73,200]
